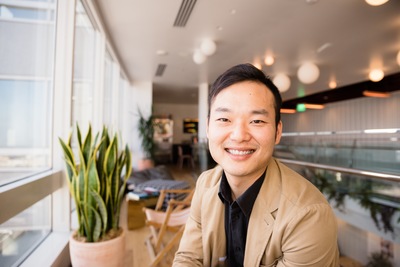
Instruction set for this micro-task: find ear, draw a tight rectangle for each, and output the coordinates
[275,121,282,145]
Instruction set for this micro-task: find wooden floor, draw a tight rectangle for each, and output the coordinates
[120,164,198,267]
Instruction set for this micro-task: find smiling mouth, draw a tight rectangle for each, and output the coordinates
[226,149,255,155]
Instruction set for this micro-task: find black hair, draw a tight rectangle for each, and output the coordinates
[208,63,282,127]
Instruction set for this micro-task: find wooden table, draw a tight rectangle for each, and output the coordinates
[126,196,159,230]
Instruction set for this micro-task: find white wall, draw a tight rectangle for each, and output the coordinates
[153,103,198,144]
[127,81,153,168]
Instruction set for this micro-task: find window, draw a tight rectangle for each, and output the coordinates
[118,75,127,135]
[0,1,57,265]
[0,0,55,22]
[103,50,114,127]
[71,0,97,130]
[0,0,130,265]
[0,0,55,184]
[0,196,51,266]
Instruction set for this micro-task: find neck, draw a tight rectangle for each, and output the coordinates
[227,174,260,200]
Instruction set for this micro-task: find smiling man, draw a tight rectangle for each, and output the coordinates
[173,63,339,267]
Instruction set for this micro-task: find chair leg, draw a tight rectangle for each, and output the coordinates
[190,158,195,168]
[149,226,185,267]
[178,157,183,169]
[145,235,156,260]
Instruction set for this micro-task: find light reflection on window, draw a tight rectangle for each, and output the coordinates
[0,1,55,184]
[0,196,51,266]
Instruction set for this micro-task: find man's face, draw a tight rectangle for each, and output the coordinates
[207,81,282,181]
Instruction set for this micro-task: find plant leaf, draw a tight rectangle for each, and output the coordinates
[104,135,117,177]
[82,124,92,165]
[91,189,108,235]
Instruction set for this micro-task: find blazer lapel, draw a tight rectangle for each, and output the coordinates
[202,176,227,265]
[244,159,281,266]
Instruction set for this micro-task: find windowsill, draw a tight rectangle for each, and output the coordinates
[19,231,71,267]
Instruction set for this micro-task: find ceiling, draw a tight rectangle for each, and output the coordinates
[94,0,400,105]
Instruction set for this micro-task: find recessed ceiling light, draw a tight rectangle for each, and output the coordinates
[264,55,274,66]
[156,50,168,56]
[365,0,389,6]
[363,90,390,98]
[329,80,337,89]
[368,69,384,82]
[253,62,262,70]
[304,103,325,109]
[281,108,296,114]
[397,50,400,66]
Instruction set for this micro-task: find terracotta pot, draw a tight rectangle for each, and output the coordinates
[69,229,126,267]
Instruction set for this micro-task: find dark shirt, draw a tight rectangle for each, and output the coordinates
[218,170,266,267]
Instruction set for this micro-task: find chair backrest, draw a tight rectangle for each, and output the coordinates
[154,188,194,211]
[144,203,191,227]
[143,188,194,257]
[144,188,194,229]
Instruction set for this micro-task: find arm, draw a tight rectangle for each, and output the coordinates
[172,181,204,266]
[277,203,340,267]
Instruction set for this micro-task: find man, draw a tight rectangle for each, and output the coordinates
[173,63,339,266]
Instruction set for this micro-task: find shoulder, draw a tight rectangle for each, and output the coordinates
[271,158,329,207]
[195,165,223,188]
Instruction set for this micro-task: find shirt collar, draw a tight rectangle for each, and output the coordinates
[218,171,231,203]
[218,170,266,217]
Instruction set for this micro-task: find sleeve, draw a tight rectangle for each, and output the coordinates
[276,203,340,267]
[172,175,205,266]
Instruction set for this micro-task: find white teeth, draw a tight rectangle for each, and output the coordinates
[227,149,253,155]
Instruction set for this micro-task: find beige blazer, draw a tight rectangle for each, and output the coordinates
[173,158,340,267]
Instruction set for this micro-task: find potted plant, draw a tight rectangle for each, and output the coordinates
[59,124,132,267]
[137,108,155,170]
[366,251,393,267]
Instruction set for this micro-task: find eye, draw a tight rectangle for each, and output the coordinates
[251,120,266,124]
[216,118,229,122]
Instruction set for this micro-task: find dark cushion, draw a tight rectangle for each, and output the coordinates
[127,165,174,188]
[135,179,191,210]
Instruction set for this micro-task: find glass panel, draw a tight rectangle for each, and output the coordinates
[103,50,114,127]
[0,196,51,267]
[283,162,400,244]
[275,130,400,175]
[71,0,97,130]
[118,75,126,132]
[0,0,55,21]
[0,6,53,21]
[0,1,56,186]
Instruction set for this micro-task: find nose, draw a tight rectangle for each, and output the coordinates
[229,121,250,142]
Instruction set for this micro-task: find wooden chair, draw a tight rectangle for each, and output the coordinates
[177,145,195,169]
[143,188,194,267]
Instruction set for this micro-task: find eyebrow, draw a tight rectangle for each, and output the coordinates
[214,107,230,113]
[252,109,269,115]
[213,107,269,115]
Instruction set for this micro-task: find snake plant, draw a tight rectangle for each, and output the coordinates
[59,124,132,242]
